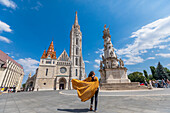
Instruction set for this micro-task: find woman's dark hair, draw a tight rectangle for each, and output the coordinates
[88,71,94,77]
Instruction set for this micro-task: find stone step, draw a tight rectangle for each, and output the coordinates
[100,82,148,90]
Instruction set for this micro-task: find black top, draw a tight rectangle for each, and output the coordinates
[91,76,94,81]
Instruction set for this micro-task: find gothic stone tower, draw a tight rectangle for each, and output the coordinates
[100,25,130,84]
[70,11,85,80]
[34,41,57,90]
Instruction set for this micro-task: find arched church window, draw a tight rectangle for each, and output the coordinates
[76,48,79,55]
[75,58,78,66]
[46,68,48,76]
[76,38,79,45]
[76,69,78,76]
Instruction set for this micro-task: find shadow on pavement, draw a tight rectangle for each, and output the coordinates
[57,108,89,112]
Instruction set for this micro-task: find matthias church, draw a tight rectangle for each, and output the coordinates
[25,12,85,91]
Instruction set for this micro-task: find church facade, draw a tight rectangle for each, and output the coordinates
[25,12,85,91]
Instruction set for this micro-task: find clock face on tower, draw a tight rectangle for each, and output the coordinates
[60,67,67,73]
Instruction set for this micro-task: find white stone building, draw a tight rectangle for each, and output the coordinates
[0,50,24,91]
[26,12,86,91]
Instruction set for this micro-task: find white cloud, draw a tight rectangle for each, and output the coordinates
[141,50,147,53]
[0,0,17,9]
[95,59,100,65]
[0,20,12,43]
[5,52,10,55]
[93,59,100,69]
[31,1,43,11]
[156,53,170,58]
[127,70,133,75]
[0,20,12,33]
[95,48,104,58]
[95,48,103,54]
[84,60,90,63]
[167,64,170,66]
[93,65,99,69]
[117,16,170,65]
[146,57,155,60]
[17,58,39,75]
[156,45,168,49]
[124,55,144,65]
[0,36,12,43]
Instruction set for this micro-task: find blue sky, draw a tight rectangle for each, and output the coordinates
[0,0,170,84]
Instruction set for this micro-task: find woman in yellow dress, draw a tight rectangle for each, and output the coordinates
[72,71,99,112]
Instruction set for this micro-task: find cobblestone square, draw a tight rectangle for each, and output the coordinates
[0,89,170,113]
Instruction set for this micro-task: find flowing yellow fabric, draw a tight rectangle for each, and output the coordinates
[72,77,99,102]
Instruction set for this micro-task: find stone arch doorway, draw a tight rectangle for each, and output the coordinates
[59,78,66,90]
[26,81,34,91]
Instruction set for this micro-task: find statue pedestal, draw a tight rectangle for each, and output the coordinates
[100,82,147,90]
[100,68,130,84]
[100,68,147,90]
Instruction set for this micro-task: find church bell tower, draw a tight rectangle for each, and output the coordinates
[70,11,85,80]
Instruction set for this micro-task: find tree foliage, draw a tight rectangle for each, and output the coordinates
[148,74,153,80]
[22,83,26,89]
[164,67,170,79]
[150,66,157,79]
[164,67,170,73]
[128,72,145,83]
[143,70,148,79]
[155,62,168,80]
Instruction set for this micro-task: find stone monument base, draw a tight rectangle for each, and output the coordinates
[100,82,148,90]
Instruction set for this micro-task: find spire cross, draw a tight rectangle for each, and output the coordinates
[74,11,79,25]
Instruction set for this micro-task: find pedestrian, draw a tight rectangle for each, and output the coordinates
[155,80,158,88]
[166,79,169,88]
[1,87,4,92]
[72,71,99,112]
[152,80,155,87]
[162,79,166,88]
[144,79,148,86]
[149,80,153,89]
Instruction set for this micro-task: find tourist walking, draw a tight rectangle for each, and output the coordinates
[72,71,99,112]
[166,79,169,88]
[152,80,155,88]
[162,79,166,88]
[149,80,153,89]
[155,80,158,88]
[144,79,148,86]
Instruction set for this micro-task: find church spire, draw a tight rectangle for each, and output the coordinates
[41,40,56,59]
[41,49,46,59]
[74,11,79,26]
[47,40,54,52]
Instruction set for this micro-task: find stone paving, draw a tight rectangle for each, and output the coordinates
[0,89,170,113]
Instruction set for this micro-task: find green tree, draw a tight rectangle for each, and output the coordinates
[143,70,148,79]
[164,67,170,73]
[164,67,170,80]
[150,66,157,79]
[22,83,26,89]
[155,62,168,80]
[148,74,153,80]
[128,72,145,83]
